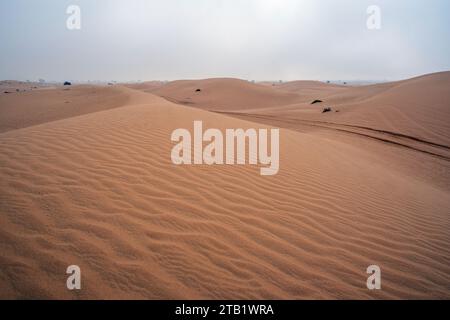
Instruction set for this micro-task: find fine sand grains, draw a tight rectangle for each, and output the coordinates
[0,79,449,299]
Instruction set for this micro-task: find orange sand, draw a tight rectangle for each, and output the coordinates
[0,73,449,299]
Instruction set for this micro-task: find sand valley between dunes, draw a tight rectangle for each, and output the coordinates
[0,72,449,299]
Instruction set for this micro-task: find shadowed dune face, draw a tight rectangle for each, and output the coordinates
[0,74,449,299]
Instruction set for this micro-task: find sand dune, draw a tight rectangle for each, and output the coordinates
[265,80,350,101]
[331,72,450,146]
[0,85,129,133]
[0,74,449,299]
[147,78,302,111]
[258,73,450,145]
[123,81,166,93]
[136,72,450,158]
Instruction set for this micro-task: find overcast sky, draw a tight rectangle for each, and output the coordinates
[1,0,449,81]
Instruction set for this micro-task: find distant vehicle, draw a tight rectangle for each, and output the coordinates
[64,81,72,86]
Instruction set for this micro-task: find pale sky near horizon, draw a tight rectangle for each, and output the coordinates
[0,0,449,82]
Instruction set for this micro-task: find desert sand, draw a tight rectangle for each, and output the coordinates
[0,72,449,299]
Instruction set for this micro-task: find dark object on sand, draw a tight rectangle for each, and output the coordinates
[322,107,332,113]
[16,89,20,92]
[195,89,201,92]
[4,91,11,94]
[311,99,323,104]
[64,81,72,86]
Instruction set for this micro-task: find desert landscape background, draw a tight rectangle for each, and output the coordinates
[0,71,449,299]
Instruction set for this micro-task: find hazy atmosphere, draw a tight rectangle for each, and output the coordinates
[1,0,449,82]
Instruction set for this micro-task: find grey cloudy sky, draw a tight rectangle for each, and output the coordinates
[1,0,449,81]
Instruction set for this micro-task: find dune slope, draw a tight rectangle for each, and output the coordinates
[0,85,449,299]
[204,73,450,180]
[0,85,129,133]
[252,73,450,145]
[149,78,302,111]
